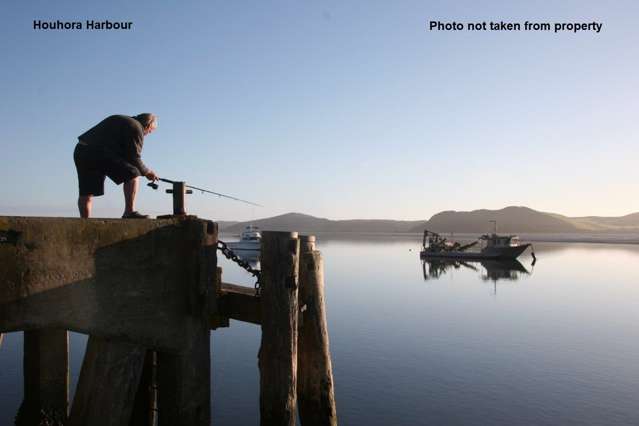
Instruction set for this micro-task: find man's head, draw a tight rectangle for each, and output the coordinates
[134,113,158,136]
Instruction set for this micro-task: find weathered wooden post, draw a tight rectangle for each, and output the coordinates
[156,219,216,426]
[68,337,147,426]
[129,351,157,426]
[297,236,337,426]
[17,329,69,426]
[259,231,300,426]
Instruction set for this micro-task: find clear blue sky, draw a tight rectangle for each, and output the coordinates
[1,0,637,221]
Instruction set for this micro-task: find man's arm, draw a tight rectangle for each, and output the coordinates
[125,128,151,176]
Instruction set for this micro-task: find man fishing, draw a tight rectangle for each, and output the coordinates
[73,113,159,219]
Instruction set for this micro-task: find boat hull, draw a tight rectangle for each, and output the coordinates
[227,241,260,251]
[420,244,530,260]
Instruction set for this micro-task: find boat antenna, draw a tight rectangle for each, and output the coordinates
[149,178,263,207]
[489,220,497,234]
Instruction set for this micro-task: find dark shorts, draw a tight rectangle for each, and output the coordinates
[73,143,141,196]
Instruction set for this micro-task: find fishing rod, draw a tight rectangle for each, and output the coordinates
[148,178,263,207]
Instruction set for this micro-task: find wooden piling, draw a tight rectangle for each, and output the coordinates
[259,231,300,426]
[68,336,146,426]
[156,328,211,426]
[156,219,215,426]
[297,236,337,426]
[299,235,316,252]
[16,329,69,426]
[129,350,157,426]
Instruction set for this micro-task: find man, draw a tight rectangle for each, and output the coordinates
[73,113,159,218]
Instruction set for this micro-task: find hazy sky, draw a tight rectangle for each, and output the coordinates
[1,1,637,221]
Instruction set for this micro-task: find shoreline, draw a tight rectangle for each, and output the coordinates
[220,231,639,245]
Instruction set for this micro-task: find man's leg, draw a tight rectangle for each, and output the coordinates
[123,177,139,215]
[78,195,92,218]
[74,144,99,219]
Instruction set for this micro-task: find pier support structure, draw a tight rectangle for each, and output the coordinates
[0,217,337,425]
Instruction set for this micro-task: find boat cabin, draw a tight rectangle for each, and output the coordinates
[240,225,261,241]
[480,234,520,248]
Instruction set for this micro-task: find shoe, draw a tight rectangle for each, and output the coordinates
[122,211,150,219]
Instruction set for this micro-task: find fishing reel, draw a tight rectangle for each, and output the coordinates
[147,182,159,190]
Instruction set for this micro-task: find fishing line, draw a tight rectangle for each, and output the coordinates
[147,177,263,207]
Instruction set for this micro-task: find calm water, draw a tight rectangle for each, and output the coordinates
[1,237,639,425]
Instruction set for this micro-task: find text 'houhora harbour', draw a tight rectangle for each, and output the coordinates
[33,20,133,30]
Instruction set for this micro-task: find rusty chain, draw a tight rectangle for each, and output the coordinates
[216,240,262,295]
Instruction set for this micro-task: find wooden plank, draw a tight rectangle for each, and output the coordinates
[217,282,261,325]
[68,336,146,426]
[222,281,258,295]
[297,249,337,426]
[258,231,300,426]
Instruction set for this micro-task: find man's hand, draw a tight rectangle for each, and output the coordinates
[145,170,159,181]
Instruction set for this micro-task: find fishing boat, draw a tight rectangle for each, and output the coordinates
[419,229,531,260]
[227,225,261,252]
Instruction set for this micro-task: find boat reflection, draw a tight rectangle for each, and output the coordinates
[421,258,531,282]
[478,259,530,282]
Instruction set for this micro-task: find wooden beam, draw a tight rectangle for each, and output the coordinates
[258,231,300,426]
[68,336,146,426]
[217,282,261,325]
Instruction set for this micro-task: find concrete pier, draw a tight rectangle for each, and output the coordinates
[0,216,337,425]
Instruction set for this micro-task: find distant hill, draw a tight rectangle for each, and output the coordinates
[415,206,578,233]
[217,220,240,230]
[219,207,639,234]
[550,212,639,231]
[221,212,425,234]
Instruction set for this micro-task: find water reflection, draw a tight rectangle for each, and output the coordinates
[232,249,260,270]
[421,258,531,283]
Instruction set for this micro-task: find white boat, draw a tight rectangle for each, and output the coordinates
[227,225,261,252]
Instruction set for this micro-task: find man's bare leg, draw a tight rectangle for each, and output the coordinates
[78,195,92,218]
[123,177,139,215]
